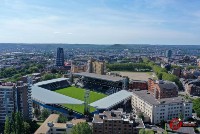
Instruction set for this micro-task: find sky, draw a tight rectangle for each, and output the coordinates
[0,0,200,45]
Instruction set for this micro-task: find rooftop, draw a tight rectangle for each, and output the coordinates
[32,86,84,104]
[0,86,13,89]
[90,90,132,109]
[92,109,144,128]
[34,114,59,134]
[157,81,178,91]
[35,114,86,134]
[132,90,189,105]
[34,78,69,86]
[73,72,124,82]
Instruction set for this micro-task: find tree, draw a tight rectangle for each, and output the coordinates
[4,116,10,134]
[139,129,154,134]
[42,73,57,81]
[138,112,144,121]
[178,113,184,120]
[193,98,200,117]
[15,112,24,134]
[23,122,30,134]
[196,108,200,117]
[139,129,145,134]
[146,130,154,134]
[58,114,68,123]
[51,68,58,74]
[4,112,39,134]
[11,112,16,134]
[27,120,40,134]
[34,108,41,118]
[70,122,92,134]
[41,109,50,121]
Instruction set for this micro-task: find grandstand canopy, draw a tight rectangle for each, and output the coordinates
[90,90,132,109]
[73,72,124,82]
[31,86,83,104]
[34,78,69,86]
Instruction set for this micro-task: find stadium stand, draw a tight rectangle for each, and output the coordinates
[35,78,70,90]
[73,72,128,94]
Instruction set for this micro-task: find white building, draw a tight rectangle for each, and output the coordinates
[132,90,193,124]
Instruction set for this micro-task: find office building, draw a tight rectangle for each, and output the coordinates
[0,82,32,123]
[92,108,144,134]
[132,90,192,124]
[56,47,64,66]
[165,50,172,58]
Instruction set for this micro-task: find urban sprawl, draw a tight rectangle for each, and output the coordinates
[1,44,200,134]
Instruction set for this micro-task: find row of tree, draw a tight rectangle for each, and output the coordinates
[34,108,68,123]
[71,122,92,134]
[0,63,45,82]
[106,63,152,72]
[4,112,39,134]
[192,98,200,117]
[41,73,62,81]
[144,59,182,89]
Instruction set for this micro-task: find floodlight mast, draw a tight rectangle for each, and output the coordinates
[84,89,90,115]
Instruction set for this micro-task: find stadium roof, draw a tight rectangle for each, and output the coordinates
[73,72,124,82]
[90,90,132,109]
[31,86,83,104]
[34,78,69,86]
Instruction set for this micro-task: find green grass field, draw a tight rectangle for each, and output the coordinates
[55,86,107,103]
[62,104,96,114]
[55,86,107,114]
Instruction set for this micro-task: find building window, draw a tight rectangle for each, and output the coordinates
[56,129,65,132]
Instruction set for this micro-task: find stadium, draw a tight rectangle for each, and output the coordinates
[32,76,132,118]
[73,72,129,94]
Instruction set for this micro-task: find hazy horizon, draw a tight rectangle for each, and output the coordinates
[0,0,200,45]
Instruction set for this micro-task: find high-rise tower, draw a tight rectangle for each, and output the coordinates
[0,81,32,123]
[165,50,172,58]
[56,47,64,66]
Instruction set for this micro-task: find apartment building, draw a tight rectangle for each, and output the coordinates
[0,86,15,123]
[0,82,32,123]
[183,79,200,96]
[132,90,193,124]
[87,58,106,75]
[71,64,87,73]
[148,79,178,99]
[92,109,144,134]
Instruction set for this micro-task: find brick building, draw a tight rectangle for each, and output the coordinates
[184,79,200,96]
[92,109,144,134]
[172,68,182,77]
[148,78,178,99]
[129,80,147,90]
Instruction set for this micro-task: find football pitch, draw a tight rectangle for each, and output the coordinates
[55,86,107,114]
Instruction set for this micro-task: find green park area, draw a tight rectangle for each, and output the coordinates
[55,86,107,114]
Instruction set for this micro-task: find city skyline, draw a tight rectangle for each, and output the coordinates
[0,0,200,45]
